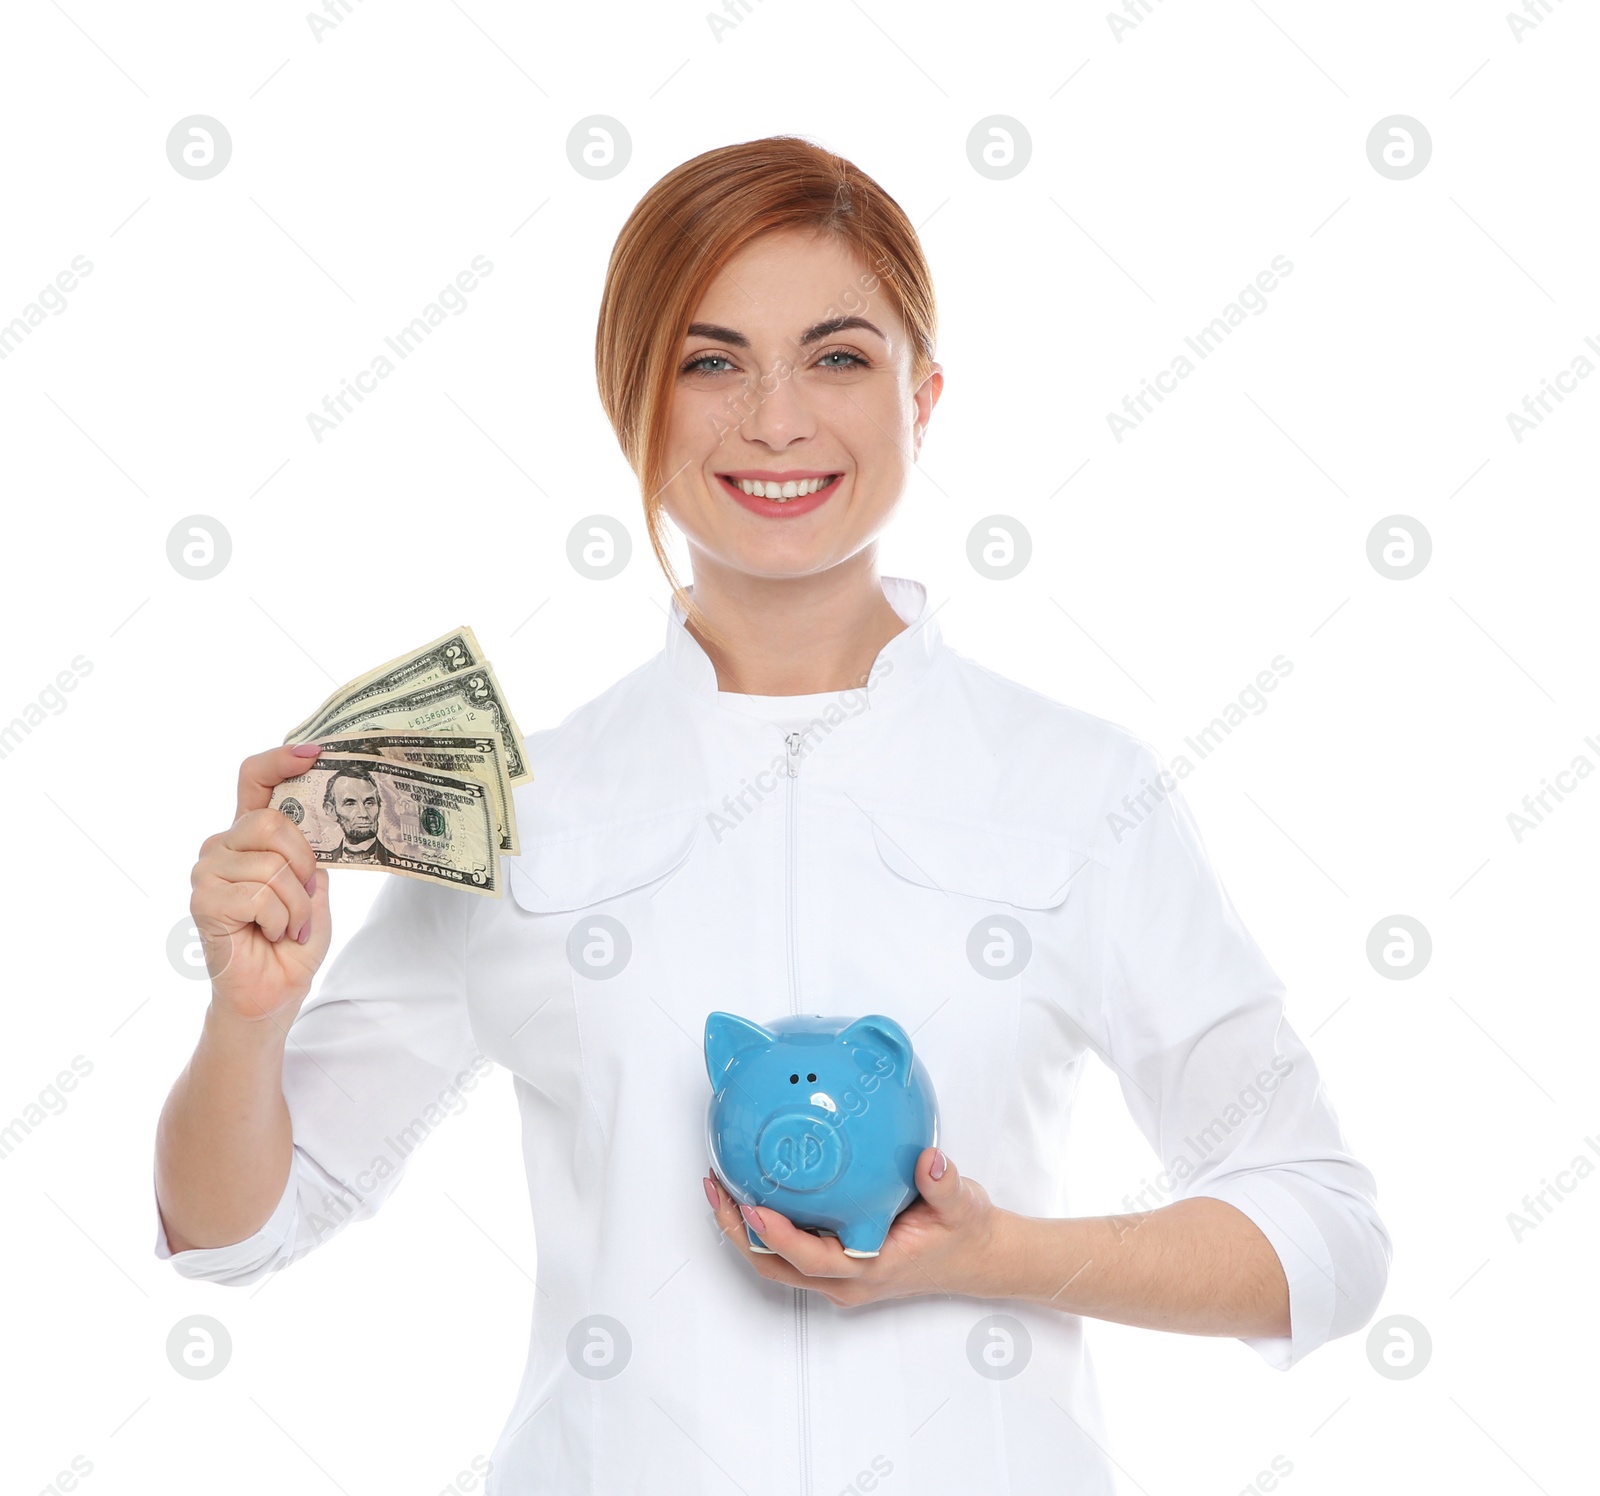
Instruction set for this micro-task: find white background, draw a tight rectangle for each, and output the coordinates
[2,1,1595,1493]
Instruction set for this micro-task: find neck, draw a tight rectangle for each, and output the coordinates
[681,550,906,696]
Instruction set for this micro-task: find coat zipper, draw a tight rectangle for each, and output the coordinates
[784,728,811,1496]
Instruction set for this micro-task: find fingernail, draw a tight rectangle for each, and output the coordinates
[930,1148,947,1180]
[703,1176,718,1210]
[739,1203,765,1231]
[291,742,322,757]
[304,871,316,897]
[296,920,309,944]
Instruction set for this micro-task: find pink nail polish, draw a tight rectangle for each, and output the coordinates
[930,1148,947,1180]
[739,1203,765,1232]
[296,920,310,944]
[703,1176,718,1209]
[291,742,323,757]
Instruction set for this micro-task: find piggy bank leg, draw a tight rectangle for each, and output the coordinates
[839,1224,889,1258]
[745,1223,777,1254]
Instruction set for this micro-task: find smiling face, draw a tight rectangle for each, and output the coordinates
[659,228,942,583]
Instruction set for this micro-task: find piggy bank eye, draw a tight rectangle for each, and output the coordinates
[789,1073,799,1084]
[807,1073,816,1083]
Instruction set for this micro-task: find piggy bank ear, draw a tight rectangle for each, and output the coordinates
[837,1014,914,1088]
[704,1012,776,1089]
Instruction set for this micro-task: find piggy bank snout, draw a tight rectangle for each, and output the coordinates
[755,1111,845,1192]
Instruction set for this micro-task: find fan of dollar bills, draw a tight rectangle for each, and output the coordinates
[268,626,530,899]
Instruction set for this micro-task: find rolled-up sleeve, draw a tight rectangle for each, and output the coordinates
[1097,742,1391,1370]
[154,870,487,1286]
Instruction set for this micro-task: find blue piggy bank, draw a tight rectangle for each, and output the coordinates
[703,1011,940,1258]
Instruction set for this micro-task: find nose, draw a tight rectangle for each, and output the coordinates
[756,1109,845,1192]
[734,354,817,450]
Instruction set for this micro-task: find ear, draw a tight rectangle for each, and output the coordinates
[836,1014,914,1088]
[704,1012,776,1090]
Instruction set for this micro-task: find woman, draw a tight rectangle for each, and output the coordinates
[154,136,1390,1494]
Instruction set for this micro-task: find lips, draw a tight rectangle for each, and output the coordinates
[718,471,843,518]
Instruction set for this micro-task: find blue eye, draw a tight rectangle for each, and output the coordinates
[681,352,734,375]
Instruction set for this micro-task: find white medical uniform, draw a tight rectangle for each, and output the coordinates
[157,575,1390,1494]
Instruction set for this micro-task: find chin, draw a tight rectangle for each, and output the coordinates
[718,540,847,581]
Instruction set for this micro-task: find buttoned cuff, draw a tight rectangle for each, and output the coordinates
[1191,1173,1338,1372]
[153,1170,298,1285]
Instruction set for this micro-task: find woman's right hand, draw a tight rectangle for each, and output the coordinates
[190,742,332,1026]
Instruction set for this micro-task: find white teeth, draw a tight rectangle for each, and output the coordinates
[734,475,834,500]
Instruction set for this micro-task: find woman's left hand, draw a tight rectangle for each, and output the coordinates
[703,1148,1008,1308]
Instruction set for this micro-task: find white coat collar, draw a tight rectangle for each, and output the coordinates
[504,575,950,916]
[660,574,943,713]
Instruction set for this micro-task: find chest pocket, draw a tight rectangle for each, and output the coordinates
[816,804,1104,1179]
[863,804,1098,911]
[504,810,704,913]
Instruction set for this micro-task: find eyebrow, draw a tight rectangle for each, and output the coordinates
[683,315,886,351]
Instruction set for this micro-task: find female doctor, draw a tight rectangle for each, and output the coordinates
[154,136,1391,1494]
